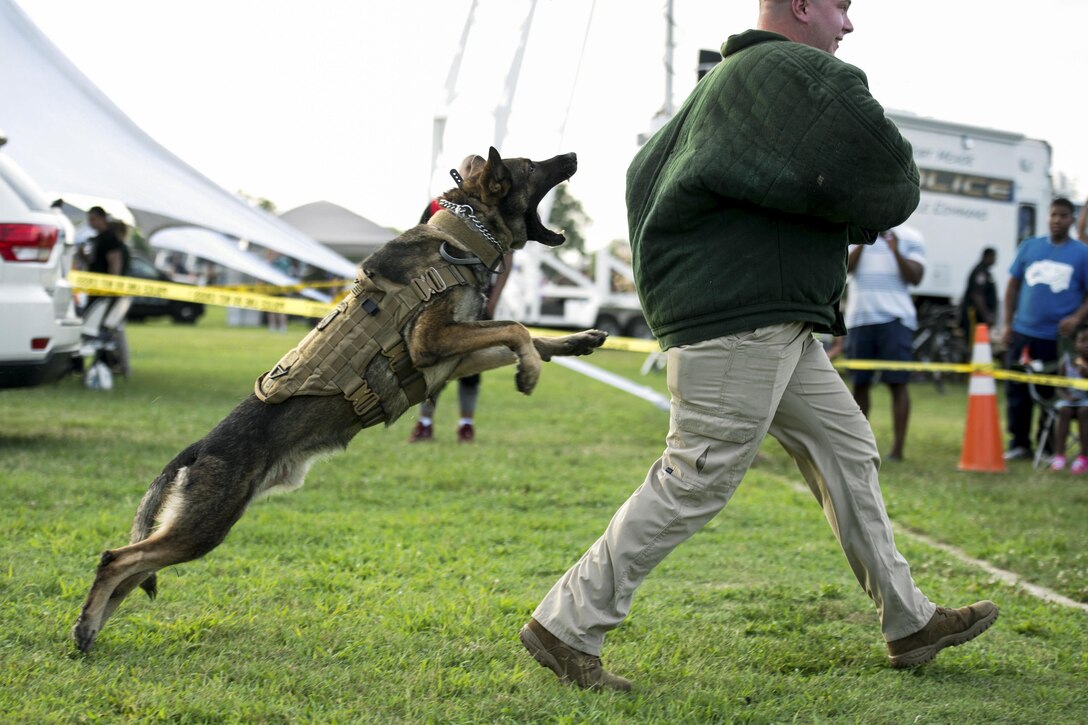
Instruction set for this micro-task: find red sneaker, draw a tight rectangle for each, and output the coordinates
[408,422,433,443]
[457,423,475,443]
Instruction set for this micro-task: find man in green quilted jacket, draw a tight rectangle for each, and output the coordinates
[520,0,998,691]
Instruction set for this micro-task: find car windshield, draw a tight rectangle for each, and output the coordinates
[128,256,158,279]
[0,155,52,212]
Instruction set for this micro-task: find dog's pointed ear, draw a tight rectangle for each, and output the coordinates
[482,146,512,200]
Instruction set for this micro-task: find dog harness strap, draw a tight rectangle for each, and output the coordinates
[254,260,479,424]
[379,339,426,406]
[428,210,504,272]
[343,377,383,426]
[406,265,469,304]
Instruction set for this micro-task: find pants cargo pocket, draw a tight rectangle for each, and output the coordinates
[664,402,761,494]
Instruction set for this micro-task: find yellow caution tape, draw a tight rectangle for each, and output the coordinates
[69,273,661,353]
[70,270,332,319]
[836,359,973,373]
[834,358,1088,391]
[67,272,1088,391]
[212,279,352,295]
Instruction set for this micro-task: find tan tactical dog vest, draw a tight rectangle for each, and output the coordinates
[254,209,501,428]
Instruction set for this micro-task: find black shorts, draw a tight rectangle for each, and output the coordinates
[845,320,913,385]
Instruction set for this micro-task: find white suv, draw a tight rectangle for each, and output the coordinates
[0,133,82,388]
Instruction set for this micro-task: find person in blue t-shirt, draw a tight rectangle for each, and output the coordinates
[1001,198,1088,460]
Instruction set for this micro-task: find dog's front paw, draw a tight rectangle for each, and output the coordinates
[515,363,540,395]
[567,329,608,356]
[72,619,97,653]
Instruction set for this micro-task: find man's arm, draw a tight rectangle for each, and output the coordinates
[970,283,995,325]
[883,231,924,286]
[846,245,864,273]
[1078,197,1088,240]
[484,253,514,319]
[105,248,123,276]
[1001,276,1021,348]
[1058,296,1088,338]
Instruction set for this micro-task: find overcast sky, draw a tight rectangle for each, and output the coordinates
[15,0,1088,245]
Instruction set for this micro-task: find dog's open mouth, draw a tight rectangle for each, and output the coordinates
[526,207,564,247]
[527,153,578,247]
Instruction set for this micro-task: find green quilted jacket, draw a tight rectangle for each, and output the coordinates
[627,30,920,349]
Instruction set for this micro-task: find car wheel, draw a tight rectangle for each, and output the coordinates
[624,315,653,339]
[172,305,200,324]
[594,314,622,338]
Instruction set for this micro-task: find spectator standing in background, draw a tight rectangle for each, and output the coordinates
[833,225,925,462]
[1001,198,1088,461]
[960,247,998,340]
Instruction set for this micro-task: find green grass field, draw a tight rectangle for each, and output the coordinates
[1,308,1085,723]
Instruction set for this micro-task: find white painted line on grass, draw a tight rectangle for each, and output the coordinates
[553,357,671,411]
[560,356,1088,613]
[782,480,1088,613]
[898,524,1088,613]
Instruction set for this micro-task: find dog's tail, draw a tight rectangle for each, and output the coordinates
[129,443,200,600]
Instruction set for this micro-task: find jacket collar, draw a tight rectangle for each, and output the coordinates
[721,29,789,58]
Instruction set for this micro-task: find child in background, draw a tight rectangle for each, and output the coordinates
[1050,326,1088,473]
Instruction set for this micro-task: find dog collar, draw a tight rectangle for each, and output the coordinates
[430,201,506,273]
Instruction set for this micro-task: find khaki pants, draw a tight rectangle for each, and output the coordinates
[534,322,935,655]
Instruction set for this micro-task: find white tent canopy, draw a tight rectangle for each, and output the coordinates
[0,0,356,281]
[280,201,398,261]
[150,227,332,303]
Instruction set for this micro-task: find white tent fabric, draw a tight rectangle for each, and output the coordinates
[0,0,356,280]
[150,227,332,303]
[280,201,398,261]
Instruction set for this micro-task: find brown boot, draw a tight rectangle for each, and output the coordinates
[887,601,998,668]
[519,618,632,692]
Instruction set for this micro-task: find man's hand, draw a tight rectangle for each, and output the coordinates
[1058,314,1082,338]
[826,336,844,359]
[1000,326,1012,348]
[882,230,899,254]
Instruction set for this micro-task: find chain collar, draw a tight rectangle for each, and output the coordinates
[436,198,506,273]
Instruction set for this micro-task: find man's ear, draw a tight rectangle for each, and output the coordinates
[793,0,809,21]
[482,146,511,200]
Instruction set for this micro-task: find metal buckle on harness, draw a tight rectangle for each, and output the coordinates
[411,267,449,302]
[345,378,381,417]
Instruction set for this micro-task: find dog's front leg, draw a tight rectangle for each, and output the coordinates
[531,329,608,361]
[450,328,608,380]
[410,313,542,394]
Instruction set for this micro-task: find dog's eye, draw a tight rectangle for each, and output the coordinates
[528,163,536,173]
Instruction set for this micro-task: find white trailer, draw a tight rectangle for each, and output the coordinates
[888,111,1053,304]
[494,244,650,338]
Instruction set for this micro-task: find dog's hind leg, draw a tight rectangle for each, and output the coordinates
[73,458,252,653]
[72,532,194,652]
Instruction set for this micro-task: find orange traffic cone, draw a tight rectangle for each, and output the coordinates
[958,324,1006,472]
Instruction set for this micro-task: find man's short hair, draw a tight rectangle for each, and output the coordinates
[87,205,107,218]
[1051,197,1075,214]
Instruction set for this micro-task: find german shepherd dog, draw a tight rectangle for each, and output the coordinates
[73,147,606,652]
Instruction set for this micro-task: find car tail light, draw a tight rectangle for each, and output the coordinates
[31,337,50,350]
[0,223,59,262]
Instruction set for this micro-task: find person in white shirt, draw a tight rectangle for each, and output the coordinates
[837,225,925,461]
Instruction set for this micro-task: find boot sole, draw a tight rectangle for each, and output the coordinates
[888,605,999,668]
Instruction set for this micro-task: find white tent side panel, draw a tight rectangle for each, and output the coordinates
[0,0,356,279]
